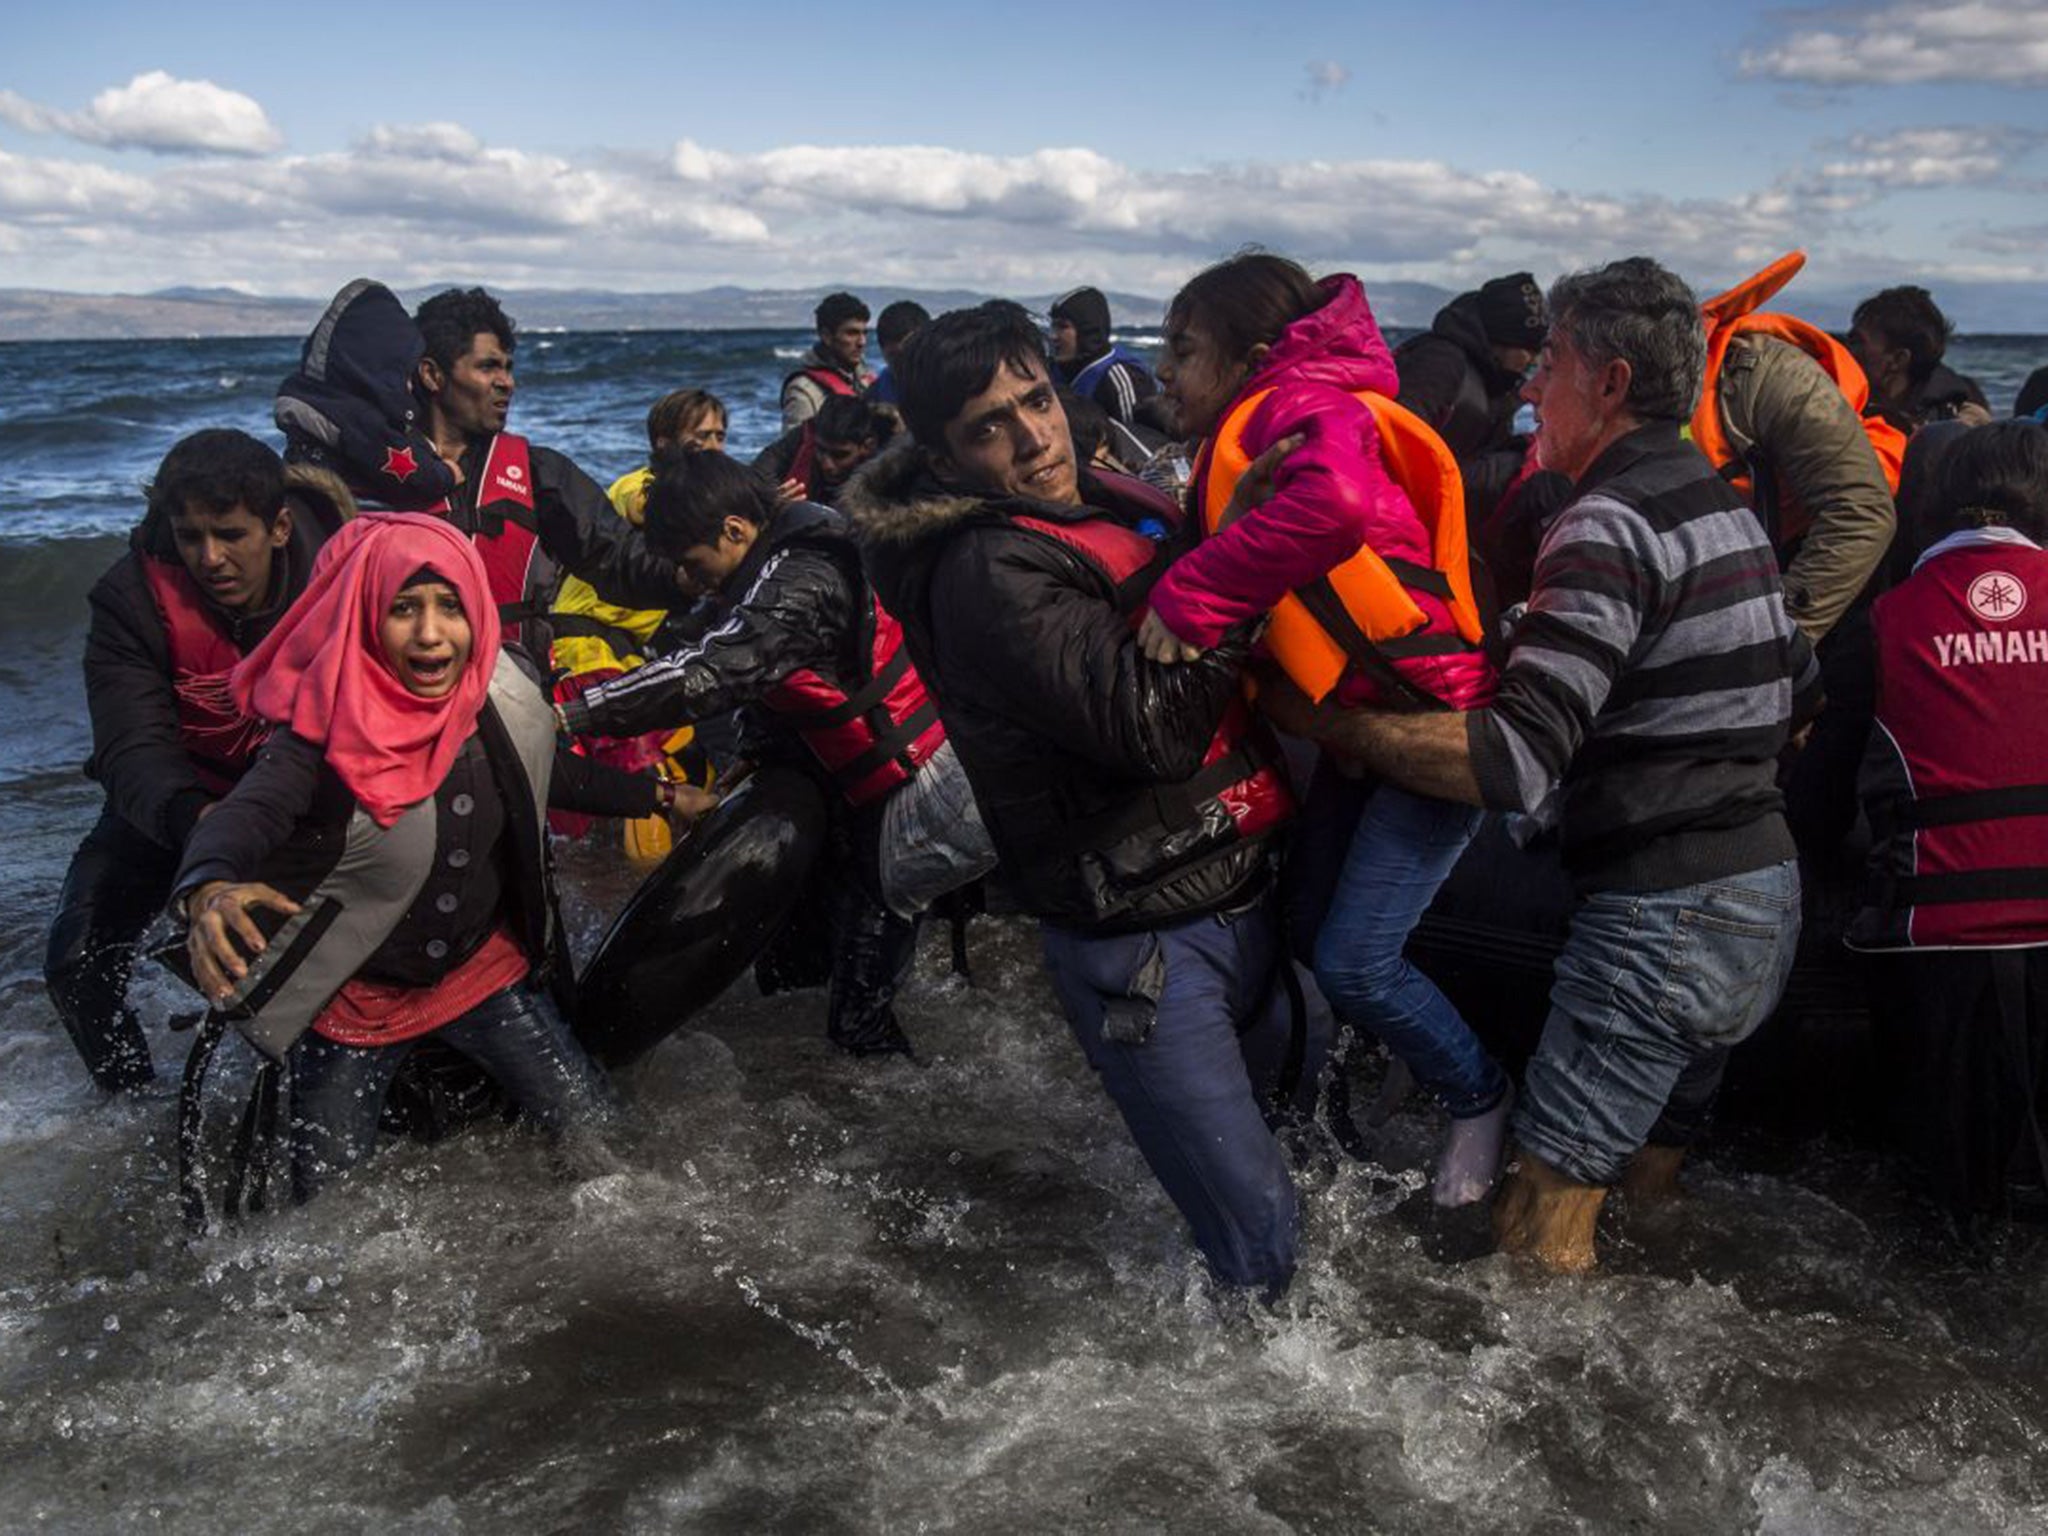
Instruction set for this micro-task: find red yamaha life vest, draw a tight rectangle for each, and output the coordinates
[764,585,946,808]
[1852,540,2048,950]
[140,557,265,795]
[357,433,544,624]
[1011,512,1293,845]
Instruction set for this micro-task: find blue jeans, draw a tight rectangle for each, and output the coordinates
[289,984,611,1201]
[1312,783,1504,1117]
[1515,860,1802,1186]
[1041,893,1325,1296]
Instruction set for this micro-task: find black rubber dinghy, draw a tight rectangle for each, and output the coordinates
[576,764,830,1067]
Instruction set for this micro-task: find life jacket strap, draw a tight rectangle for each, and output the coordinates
[1881,867,2048,908]
[548,612,643,659]
[777,647,910,731]
[1290,577,1455,711]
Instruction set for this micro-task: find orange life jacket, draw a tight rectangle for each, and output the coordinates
[1193,387,1486,705]
[1690,251,1908,545]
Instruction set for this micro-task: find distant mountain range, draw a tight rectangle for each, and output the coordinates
[0,281,1459,344]
[5,279,2040,344]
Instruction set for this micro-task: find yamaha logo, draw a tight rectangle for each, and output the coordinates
[1968,570,2027,622]
[504,464,524,482]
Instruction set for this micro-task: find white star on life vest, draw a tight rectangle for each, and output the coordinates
[1968,570,2027,622]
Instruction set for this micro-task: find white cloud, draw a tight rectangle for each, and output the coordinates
[1,112,2043,296]
[1742,2,2048,86]
[0,71,281,155]
[1813,126,2042,190]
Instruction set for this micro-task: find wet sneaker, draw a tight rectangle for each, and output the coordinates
[1433,1084,1515,1208]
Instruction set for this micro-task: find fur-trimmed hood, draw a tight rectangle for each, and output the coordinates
[839,442,986,552]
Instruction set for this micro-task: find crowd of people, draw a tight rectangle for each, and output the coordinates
[41,254,2048,1296]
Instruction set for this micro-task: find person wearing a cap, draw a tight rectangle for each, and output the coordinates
[1395,272,1549,467]
[1048,286,1171,435]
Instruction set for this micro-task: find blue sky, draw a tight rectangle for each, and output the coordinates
[3,0,2045,319]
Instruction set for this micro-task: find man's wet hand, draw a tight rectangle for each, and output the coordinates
[1218,434,1305,530]
[187,882,301,1002]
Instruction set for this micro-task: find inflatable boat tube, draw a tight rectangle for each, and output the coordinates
[575,764,831,1067]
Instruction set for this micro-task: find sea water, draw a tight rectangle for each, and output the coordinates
[1,330,2045,1532]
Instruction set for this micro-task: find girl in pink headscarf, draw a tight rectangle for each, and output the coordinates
[174,513,711,1200]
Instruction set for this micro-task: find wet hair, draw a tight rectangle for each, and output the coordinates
[895,300,1051,451]
[1167,251,1325,363]
[646,388,727,451]
[147,428,288,529]
[875,300,930,351]
[413,287,516,374]
[1060,389,1108,466]
[1934,420,2048,542]
[1545,257,1705,423]
[1852,286,1952,385]
[814,394,893,448]
[640,449,779,558]
[815,292,870,333]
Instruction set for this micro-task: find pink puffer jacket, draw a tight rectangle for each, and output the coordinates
[1148,274,1494,710]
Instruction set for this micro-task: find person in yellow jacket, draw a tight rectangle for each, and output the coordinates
[550,390,726,860]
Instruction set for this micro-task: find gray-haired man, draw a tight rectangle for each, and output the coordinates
[1267,257,1818,1271]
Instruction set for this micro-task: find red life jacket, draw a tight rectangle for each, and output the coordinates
[1853,539,2048,950]
[1011,512,1293,846]
[786,364,861,405]
[764,586,946,809]
[357,433,546,626]
[140,557,266,795]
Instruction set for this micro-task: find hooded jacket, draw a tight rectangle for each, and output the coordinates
[82,465,354,851]
[277,279,679,616]
[1394,291,1529,462]
[845,449,1285,933]
[1149,274,1495,712]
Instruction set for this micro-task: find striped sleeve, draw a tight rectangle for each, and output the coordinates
[1471,491,1651,813]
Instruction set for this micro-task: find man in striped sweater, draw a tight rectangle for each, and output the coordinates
[1273,257,1818,1272]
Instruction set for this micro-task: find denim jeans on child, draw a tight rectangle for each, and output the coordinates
[1311,781,1505,1117]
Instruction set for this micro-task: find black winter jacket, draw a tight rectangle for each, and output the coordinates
[560,501,867,743]
[844,449,1276,933]
[1395,293,1528,463]
[83,467,352,851]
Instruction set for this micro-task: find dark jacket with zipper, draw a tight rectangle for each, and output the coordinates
[843,448,1284,934]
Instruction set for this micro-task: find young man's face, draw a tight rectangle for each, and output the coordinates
[676,515,760,597]
[426,330,515,439]
[170,501,291,614]
[813,433,879,488]
[822,318,868,373]
[1847,320,1907,404]
[1049,318,1080,364]
[934,353,1079,506]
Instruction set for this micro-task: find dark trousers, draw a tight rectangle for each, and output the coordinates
[289,984,610,1202]
[44,808,181,1091]
[1869,948,2048,1216]
[1042,893,1323,1296]
[1785,606,1877,863]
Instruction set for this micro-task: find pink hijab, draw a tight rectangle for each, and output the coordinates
[232,512,502,826]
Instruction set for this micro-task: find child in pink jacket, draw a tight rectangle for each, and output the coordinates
[1144,252,1511,1206]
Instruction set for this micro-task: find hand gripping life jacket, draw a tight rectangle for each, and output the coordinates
[1690,251,1909,546]
[1193,388,1487,707]
[1851,540,2048,951]
[763,571,946,809]
[141,557,266,795]
[356,432,548,630]
[1011,512,1293,855]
